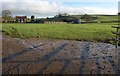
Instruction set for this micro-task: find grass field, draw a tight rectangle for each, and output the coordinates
[1,23,117,43]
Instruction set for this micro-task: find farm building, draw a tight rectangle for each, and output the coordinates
[44,21,67,24]
[16,16,27,23]
[1,17,14,23]
[72,19,81,24]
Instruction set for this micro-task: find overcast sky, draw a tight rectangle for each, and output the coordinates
[1,0,119,18]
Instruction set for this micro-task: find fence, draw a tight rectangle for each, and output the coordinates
[112,26,120,48]
[112,25,120,65]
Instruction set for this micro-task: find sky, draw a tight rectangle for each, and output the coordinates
[1,0,120,18]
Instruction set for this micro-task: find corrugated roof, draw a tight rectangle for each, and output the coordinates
[16,16,27,19]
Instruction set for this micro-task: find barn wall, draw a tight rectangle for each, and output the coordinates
[44,21,67,24]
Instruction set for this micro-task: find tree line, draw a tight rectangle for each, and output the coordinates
[1,10,100,23]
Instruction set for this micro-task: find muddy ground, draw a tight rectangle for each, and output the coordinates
[1,34,120,74]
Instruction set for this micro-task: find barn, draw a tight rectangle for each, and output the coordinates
[44,21,67,24]
[16,16,27,23]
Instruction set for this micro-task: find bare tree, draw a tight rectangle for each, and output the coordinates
[2,10,13,22]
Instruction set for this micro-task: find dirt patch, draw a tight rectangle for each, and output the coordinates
[1,34,120,74]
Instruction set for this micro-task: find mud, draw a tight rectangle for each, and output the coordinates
[1,34,120,74]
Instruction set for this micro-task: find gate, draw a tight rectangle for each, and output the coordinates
[112,25,120,70]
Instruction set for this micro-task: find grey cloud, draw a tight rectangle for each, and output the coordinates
[2,1,117,18]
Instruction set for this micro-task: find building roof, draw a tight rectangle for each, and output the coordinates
[16,16,27,19]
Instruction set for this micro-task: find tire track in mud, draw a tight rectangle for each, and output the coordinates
[2,43,43,74]
[36,43,69,74]
[91,56,120,75]
[3,43,69,74]
[2,44,43,63]
[106,56,120,74]
[39,43,69,62]
[79,42,90,74]
[2,36,120,74]
[95,57,101,74]
[59,60,70,74]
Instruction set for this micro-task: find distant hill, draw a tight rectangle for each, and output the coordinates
[33,14,118,24]
[71,15,118,23]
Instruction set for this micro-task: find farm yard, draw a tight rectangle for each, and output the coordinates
[1,23,120,74]
[1,32,120,74]
[1,1,120,75]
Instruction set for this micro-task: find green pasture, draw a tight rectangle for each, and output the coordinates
[72,15,118,22]
[1,23,117,43]
[94,15,118,21]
